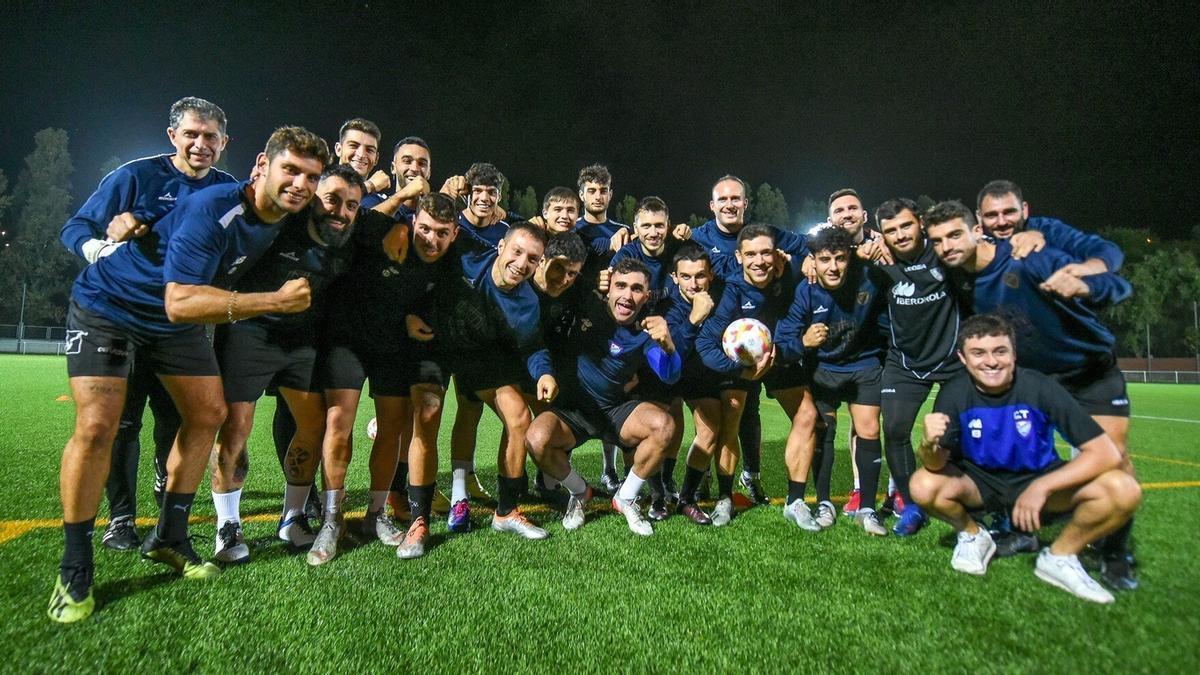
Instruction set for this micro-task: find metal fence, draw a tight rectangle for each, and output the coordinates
[1121,370,1200,384]
[0,324,68,355]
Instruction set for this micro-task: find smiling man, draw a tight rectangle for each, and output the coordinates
[59,97,236,553]
[909,313,1140,603]
[50,126,328,623]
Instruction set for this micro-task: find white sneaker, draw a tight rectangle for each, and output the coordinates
[278,512,317,547]
[562,490,590,531]
[951,528,995,575]
[306,514,344,566]
[1035,549,1115,604]
[814,501,837,529]
[362,509,404,546]
[711,497,734,527]
[611,496,653,536]
[855,508,888,537]
[783,499,820,532]
[491,509,549,540]
[214,520,249,564]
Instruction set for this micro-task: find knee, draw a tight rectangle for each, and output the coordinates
[73,417,119,454]
[186,399,227,431]
[1098,470,1142,515]
[504,406,532,434]
[646,411,676,448]
[908,469,938,507]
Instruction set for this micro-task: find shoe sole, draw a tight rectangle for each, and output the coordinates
[1035,567,1114,603]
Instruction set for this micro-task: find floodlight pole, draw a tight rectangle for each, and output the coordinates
[1194,300,1198,372]
[17,281,27,353]
[1145,322,1152,372]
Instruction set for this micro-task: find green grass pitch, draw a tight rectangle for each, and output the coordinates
[1,354,1198,671]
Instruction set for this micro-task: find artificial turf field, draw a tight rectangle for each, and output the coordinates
[1,354,1198,672]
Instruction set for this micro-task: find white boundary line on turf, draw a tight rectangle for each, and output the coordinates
[1133,415,1200,424]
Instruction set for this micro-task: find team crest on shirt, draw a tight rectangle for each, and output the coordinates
[892,282,915,297]
[857,291,870,305]
[608,340,622,356]
[968,418,983,439]
[1013,409,1032,437]
[930,268,943,281]
[1004,272,1020,289]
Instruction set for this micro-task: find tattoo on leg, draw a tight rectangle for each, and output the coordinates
[234,449,250,483]
[285,446,310,482]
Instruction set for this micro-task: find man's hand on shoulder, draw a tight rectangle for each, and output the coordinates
[1009,230,1045,259]
[107,212,148,242]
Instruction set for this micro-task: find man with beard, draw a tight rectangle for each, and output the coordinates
[59,97,235,551]
[525,258,682,536]
[208,165,364,563]
[925,200,1140,591]
[691,177,810,506]
[696,225,803,526]
[872,198,962,536]
[775,227,889,535]
[910,313,1140,603]
[307,192,462,565]
[399,223,557,558]
[49,126,326,622]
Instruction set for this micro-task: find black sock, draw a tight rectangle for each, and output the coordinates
[855,437,883,511]
[717,473,734,498]
[788,480,807,505]
[662,457,678,484]
[409,483,434,521]
[157,492,195,542]
[61,519,95,572]
[814,420,837,502]
[1101,516,1135,557]
[680,466,705,505]
[648,470,666,500]
[740,391,762,474]
[497,476,523,516]
[391,462,409,494]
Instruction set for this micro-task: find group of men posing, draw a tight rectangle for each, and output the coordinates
[47,97,1142,623]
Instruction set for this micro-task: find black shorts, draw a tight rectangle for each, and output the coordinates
[1050,354,1130,418]
[880,357,961,403]
[317,340,413,398]
[549,393,642,450]
[453,349,532,402]
[215,322,318,402]
[676,361,722,402]
[812,364,882,411]
[66,299,218,379]
[763,360,814,397]
[958,459,1065,514]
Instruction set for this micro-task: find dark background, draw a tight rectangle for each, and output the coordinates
[3,0,1198,231]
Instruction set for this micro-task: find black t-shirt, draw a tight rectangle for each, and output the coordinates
[933,367,1103,472]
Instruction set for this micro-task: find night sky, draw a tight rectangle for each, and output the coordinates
[3,1,1197,235]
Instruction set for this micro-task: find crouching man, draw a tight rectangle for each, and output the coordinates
[910,313,1140,603]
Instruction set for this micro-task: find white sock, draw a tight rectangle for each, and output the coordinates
[602,443,618,474]
[282,483,311,519]
[561,469,588,497]
[212,488,242,525]
[887,475,897,496]
[323,489,345,515]
[368,490,388,514]
[617,471,645,502]
[543,473,561,490]
[451,460,471,502]
[853,477,861,490]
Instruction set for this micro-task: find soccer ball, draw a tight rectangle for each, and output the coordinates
[722,318,772,367]
[367,417,378,440]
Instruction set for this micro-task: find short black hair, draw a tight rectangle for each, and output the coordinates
[418,192,457,224]
[671,241,712,272]
[338,118,381,143]
[321,164,368,194]
[611,257,651,285]
[977,179,1023,210]
[828,188,862,208]
[169,97,227,134]
[393,135,429,155]
[958,312,1015,351]
[736,223,776,249]
[577,164,612,190]
[546,232,587,264]
[635,195,670,224]
[874,197,919,225]
[924,200,977,228]
[505,221,548,248]
[465,162,505,191]
[809,225,855,256]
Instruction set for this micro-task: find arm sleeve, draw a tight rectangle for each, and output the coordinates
[609,246,630,268]
[696,288,743,375]
[1029,217,1124,272]
[773,226,810,258]
[60,169,137,259]
[163,208,226,286]
[665,300,700,361]
[511,297,553,380]
[774,284,811,363]
[645,342,683,384]
[1026,248,1132,307]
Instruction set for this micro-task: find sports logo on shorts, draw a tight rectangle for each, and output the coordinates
[65,330,87,355]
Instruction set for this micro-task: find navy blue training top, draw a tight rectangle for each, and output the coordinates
[775,261,889,372]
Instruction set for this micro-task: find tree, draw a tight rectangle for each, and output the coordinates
[687,213,706,229]
[0,128,76,325]
[1108,249,1200,358]
[510,186,538,219]
[616,194,638,226]
[792,196,826,234]
[750,183,788,228]
[99,155,124,178]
